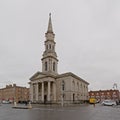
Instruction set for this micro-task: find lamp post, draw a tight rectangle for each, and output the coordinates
[13,85,17,106]
[113,83,117,90]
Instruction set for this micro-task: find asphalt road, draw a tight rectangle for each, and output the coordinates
[0,104,120,120]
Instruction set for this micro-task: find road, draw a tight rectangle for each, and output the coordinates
[0,104,120,120]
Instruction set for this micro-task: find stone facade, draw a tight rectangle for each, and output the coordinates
[0,84,29,103]
[29,14,89,104]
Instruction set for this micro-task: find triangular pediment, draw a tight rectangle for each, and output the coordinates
[29,71,47,80]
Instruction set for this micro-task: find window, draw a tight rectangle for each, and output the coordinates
[49,44,51,49]
[72,81,75,91]
[62,80,65,91]
[77,82,79,91]
[53,62,55,71]
[45,62,47,71]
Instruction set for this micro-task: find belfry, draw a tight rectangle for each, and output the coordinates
[29,14,89,104]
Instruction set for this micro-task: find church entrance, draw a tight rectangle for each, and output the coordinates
[44,95,47,104]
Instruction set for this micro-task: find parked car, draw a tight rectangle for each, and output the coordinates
[2,100,11,104]
[101,100,117,106]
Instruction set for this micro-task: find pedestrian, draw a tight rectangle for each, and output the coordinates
[93,100,96,107]
[93,102,95,107]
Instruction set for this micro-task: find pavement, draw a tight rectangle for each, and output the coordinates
[0,103,120,120]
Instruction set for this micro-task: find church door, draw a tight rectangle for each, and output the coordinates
[44,95,47,104]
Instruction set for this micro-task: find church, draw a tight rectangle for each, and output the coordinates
[29,14,89,104]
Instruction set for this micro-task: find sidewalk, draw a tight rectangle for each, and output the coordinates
[31,103,89,108]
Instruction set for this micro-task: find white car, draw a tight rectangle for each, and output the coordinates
[2,100,10,104]
[101,100,117,106]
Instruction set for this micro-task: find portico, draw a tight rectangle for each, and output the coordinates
[30,79,56,103]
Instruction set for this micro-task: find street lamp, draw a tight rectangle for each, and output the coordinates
[13,84,17,107]
[113,83,117,90]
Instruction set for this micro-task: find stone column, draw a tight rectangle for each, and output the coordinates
[48,81,50,101]
[53,82,56,102]
[30,83,33,102]
[42,82,44,102]
[36,83,38,101]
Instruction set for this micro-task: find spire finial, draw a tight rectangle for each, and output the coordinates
[47,13,53,33]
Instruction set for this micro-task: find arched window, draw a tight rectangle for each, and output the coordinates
[45,62,47,71]
[53,62,55,71]
[62,80,65,91]
[49,44,51,49]
[72,80,75,91]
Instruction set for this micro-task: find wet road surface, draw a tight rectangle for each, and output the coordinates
[0,104,120,120]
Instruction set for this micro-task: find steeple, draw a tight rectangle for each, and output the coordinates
[47,13,53,33]
[41,14,58,75]
[45,13,55,41]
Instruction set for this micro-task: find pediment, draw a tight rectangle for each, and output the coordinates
[29,71,47,80]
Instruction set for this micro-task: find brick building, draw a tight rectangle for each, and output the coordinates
[89,89,120,102]
[0,84,29,103]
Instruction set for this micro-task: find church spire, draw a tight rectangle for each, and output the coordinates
[47,13,53,33]
[42,14,58,74]
[45,13,55,41]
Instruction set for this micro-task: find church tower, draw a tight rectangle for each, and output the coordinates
[41,13,58,74]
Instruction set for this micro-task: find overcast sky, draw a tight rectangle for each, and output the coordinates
[0,0,120,90]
